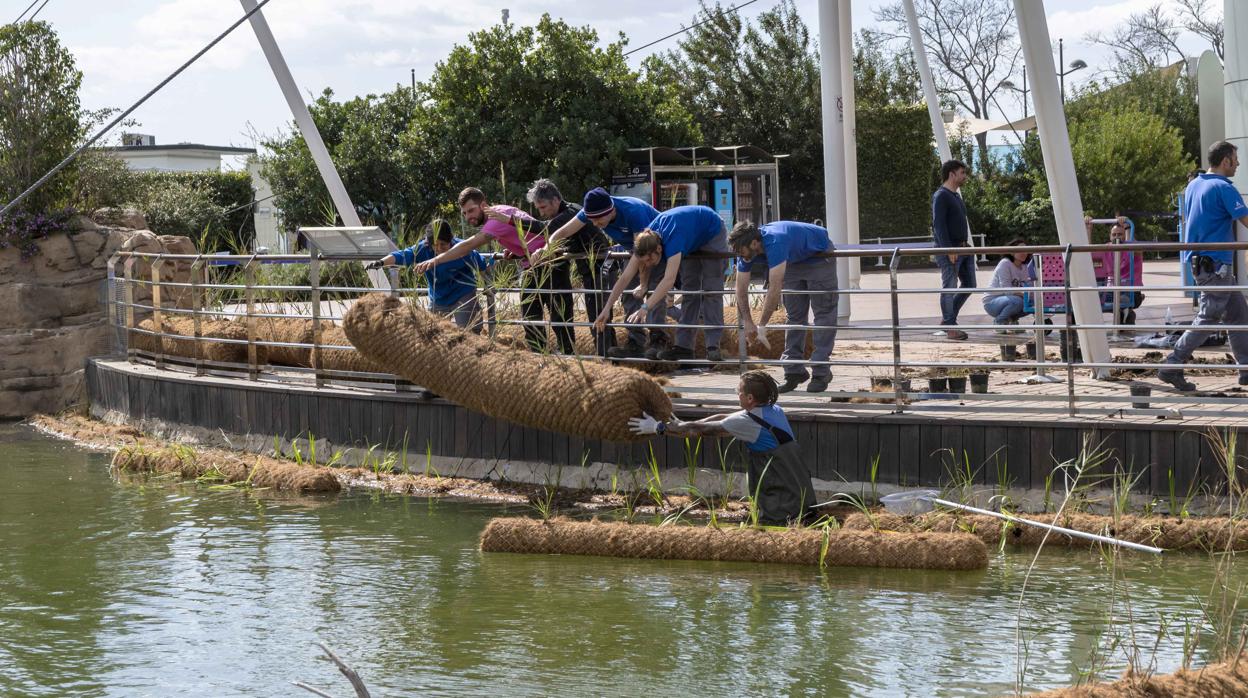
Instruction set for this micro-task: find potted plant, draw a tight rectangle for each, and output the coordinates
[969,370,990,394]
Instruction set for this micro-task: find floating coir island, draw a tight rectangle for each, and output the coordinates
[480,518,989,571]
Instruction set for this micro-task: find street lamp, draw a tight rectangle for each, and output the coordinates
[1001,73,1029,118]
[1057,38,1087,103]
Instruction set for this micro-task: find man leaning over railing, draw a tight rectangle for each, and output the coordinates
[414,187,574,355]
[1158,140,1248,391]
[367,219,490,332]
[729,220,838,393]
[546,187,668,360]
[593,205,729,364]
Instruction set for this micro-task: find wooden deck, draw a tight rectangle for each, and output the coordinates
[86,354,1248,499]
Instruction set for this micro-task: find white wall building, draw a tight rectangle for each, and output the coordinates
[110,133,255,173]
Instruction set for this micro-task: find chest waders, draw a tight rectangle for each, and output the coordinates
[745,413,817,525]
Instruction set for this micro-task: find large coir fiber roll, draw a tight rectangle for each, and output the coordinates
[130,316,260,364]
[343,293,672,441]
[1028,653,1248,696]
[479,517,988,570]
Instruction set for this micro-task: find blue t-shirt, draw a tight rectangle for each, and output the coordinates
[735,221,831,272]
[648,205,724,260]
[1184,173,1248,266]
[393,238,489,308]
[721,404,794,453]
[576,196,659,250]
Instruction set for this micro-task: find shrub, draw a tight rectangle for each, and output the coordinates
[856,104,940,240]
[0,208,74,260]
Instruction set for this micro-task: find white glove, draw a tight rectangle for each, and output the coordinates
[629,412,660,435]
[752,324,770,349]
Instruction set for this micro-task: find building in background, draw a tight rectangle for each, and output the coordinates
[110,133,255,172]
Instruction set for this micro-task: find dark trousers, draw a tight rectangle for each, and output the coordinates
[572,256,611,356]
[935,254,977,325]
[521,262,575,354]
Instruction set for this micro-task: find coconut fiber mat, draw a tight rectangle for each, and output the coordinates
[479,517,988,570]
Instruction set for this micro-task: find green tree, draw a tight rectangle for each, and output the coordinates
[0,21,84,213]
[645,0,824,220]
[1066,69,1200,167]
[261,16,694,234]
[1066,109,1192,220]
[853,29,921,109]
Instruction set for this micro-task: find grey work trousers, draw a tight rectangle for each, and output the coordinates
[431,294,483,334]
[1166,264,1248,368]
[605,255,675,348]
[674,232,729,351]
[781,257,840,380]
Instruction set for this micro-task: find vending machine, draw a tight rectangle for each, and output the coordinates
[712,178,734,227]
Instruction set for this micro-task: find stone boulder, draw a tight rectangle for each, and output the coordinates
[117,230,198,309]
[0,226,196,418]
[91,207,147,230]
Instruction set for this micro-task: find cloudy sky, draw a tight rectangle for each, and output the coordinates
[29,0,1221,164]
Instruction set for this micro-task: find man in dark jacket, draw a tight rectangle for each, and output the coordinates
[932,159,976,340]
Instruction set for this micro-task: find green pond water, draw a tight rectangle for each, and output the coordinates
[1,423,1246,697]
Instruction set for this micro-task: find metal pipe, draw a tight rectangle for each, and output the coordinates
[889,248,904,412]
[839,0,862,291]
[818,0,851,322]
[902,0,951,162]
[1015,0,1112,379]
[928,497,1163,554]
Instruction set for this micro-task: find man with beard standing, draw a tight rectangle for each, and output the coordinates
[415,186,572,353]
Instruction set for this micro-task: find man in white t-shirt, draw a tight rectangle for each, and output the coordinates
[630,370,817,525]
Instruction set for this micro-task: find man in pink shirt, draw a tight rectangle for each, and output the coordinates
[415,187,574,352]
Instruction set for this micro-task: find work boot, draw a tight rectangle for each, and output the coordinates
[607,340,644,359]
[1157,368,1196,392]
[945,329,969,340]
[705,347,723,363]
[807,376,831,393]
[643,341,666,361]
[657,346,695,363]
[779,375,807,393]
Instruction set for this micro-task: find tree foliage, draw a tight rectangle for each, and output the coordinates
[260,15,695,234]
[1086,0,1223,78]
[644,0,824,220]
[0,21,83,213]
[1067,69,1200,168]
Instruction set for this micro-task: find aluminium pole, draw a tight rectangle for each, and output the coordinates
[903,0,950,162]
[818,0,850,320]
[1014,0,1111,377]
[839,0,861,291]
[239,0,389,290]
[1224,1,1248,289]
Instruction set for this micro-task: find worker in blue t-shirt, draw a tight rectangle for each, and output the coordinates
[629,370,817,525]
[368,219,490,332]
[594,205,729,364]
[1158,140,1248,391]
[547,188,673,359]
[729,220,838,393]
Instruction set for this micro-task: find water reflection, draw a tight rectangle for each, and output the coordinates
[0,425,1242,697]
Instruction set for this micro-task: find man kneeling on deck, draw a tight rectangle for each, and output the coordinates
[729,220,838,393]
[629,370,817,525]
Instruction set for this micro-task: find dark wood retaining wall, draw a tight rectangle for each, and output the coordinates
[86,358,1239,496]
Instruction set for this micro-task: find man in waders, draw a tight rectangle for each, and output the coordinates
[628,370,816,525]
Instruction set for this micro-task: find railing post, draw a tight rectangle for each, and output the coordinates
[1062,244,1076,417]
[888,248,904,413]
[875,237,886,268]
[309,253,323,388]
[106,253,121,355]
[151,255,166,370]
[245,255,259,381]
[1111,248,1122,339]
[191,255,205,377]
[1031,254,1049,381]
[123,255,137,363]
[387,266,400,299]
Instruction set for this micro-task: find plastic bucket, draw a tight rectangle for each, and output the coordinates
[880,490,939,515]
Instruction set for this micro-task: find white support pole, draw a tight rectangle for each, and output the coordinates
[818,0,850,321]
[839,0,861,291]
[1224,1,1248,288]
[1014,0,1111,377]
[1199,49,1226,170]
[240,0,389,289]
[903,0,951,162]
